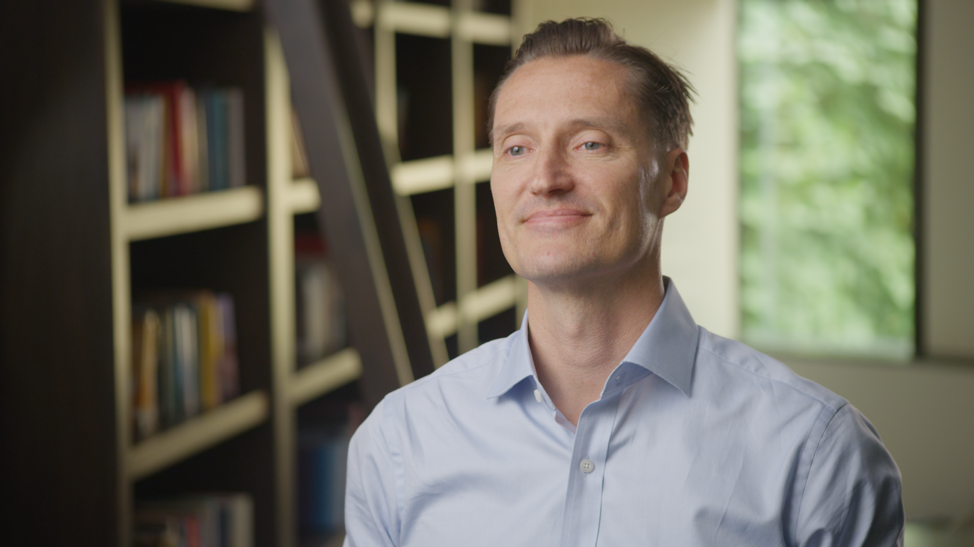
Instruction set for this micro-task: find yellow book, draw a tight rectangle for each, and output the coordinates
[133,308,160,439]
[196,292,223,411]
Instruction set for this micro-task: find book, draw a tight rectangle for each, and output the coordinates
[161,306,179,428]
[299,427,348,535]
[196,93,210,192]
[216,293,240,402]
[294,232,346,367]
[226,88,245,189]
[178,86,200,195]
[196,292,221,412]
[132,308,161,439]
[203,89,227,191]
[175,302,200,420]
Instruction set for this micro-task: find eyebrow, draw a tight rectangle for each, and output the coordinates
[566,118,636,139]
[489,122,526,147]
[491,118,637,146]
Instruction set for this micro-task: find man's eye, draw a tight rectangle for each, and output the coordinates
[582,142,602,151]
[508,145,526,156]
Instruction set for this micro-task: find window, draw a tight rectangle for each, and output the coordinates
[738,0,918,359]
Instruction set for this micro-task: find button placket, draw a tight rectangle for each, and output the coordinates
[560,395,618,547]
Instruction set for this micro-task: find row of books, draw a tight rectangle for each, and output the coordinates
[298,427,348,535]
[297,400,367,537]
[131,291,240,441]
[295,232,347,367]
[134,493,253,547]
[125,82,245,203]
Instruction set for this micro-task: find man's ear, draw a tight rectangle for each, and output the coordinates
[660,148,689,218]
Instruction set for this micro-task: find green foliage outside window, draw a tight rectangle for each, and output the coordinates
[739,0,917,358]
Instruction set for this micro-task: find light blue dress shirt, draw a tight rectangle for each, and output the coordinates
[344,280,903,546]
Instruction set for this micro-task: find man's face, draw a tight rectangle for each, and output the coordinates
[490,55,677,289]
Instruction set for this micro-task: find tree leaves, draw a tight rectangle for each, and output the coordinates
[739,0,916,358]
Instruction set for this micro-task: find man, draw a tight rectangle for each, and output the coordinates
[344,18,903,546]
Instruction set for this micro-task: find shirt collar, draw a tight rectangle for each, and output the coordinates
[620,278,698,396]
[485,277,699,399]
[485,310,537,399]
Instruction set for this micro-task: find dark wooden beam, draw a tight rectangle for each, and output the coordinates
[264,0,435,407]
[319,0,437,381]
[0,1,119,544]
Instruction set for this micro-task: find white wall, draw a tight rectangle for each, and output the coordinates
[922,0,974,359]
[515,0,740,340]
[517,0,974,522]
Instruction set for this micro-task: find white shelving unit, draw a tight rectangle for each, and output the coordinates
[362,0,526,355]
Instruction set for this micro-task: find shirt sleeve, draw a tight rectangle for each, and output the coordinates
[344,399,401,547]
[794,403,904,547]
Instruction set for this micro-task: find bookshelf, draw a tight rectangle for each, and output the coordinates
[0,0,430,545]
[361,0,528,359]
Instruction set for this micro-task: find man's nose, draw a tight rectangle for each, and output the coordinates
[528,147,574,195]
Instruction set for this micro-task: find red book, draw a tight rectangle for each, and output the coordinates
[126,81,188,197]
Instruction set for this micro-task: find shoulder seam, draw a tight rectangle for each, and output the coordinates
[697,343,843,412]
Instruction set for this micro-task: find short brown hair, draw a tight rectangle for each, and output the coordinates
[488,18,695,156]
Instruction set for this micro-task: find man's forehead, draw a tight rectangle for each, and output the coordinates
[492,56,640,131]
[507,54,630,84]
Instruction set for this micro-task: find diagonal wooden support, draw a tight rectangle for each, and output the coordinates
[264,0,437,407]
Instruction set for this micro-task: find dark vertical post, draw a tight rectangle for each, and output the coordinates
[0,1,119,544]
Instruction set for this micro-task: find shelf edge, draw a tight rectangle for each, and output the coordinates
[457,12,511,46]
[378,3,451,38]
[426,274,520,339]
[289,177,322,214]
[127,390,269,481]
[290,347,364,407]
[459,149,493,184]
[462,274,518,324]
[151,0,255,12]
[427,302,459,339]
[123,186,264,241]
[391,155,455,195]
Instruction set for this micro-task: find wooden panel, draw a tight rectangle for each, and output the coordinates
[0,1,119,544]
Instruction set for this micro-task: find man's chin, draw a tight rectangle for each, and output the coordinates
[517,259,606,289]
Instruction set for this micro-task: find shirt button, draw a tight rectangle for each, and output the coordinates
[534,389,543,403]
[580,459,595,474]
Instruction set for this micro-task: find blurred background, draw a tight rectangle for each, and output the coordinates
[2,0,971,545]
[513,0,974,533]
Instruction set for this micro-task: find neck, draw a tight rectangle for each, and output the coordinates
[526,264,665,426]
